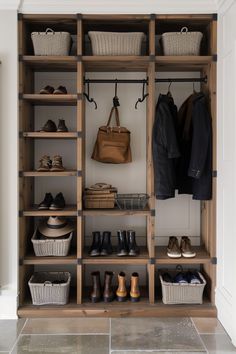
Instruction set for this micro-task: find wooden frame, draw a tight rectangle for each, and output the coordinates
[18,13,217,317]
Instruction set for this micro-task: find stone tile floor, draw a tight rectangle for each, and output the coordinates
[0,317,235,353]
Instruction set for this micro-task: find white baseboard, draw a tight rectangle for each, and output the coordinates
[216,287,235,343]
[0,288,18,319]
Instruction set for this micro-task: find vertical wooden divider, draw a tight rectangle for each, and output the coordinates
[147,15,156,304]
[77,16,84,304]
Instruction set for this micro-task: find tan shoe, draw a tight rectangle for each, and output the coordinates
[130,272,140,302]
[37,155,52,171]
[50,155,65,172]
[167,236,181,258]
[181,236,196,258]
[116,272,127,302]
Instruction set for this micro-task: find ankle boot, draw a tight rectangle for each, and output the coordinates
[91,271,102,303]
[100,231,113,256]
[130,272,140,302]
[89,231,101,257]
[57,119,68,132]
[103,271,114,302]
[116,272,127,302]
[117,231,128,256]
[127,230,140,256]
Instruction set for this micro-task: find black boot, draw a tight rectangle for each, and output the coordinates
[89,231,101,257]
[57,119,68,132]
[127,230,140,256]
[100,231,113,256]
[117,230,128,256]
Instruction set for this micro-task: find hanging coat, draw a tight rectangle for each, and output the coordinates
[177,92,212,200]
[152,94,180,200]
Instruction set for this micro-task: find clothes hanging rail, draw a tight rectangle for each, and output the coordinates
[84,76,207,84]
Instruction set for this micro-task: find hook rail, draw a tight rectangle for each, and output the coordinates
[84,77,207,84]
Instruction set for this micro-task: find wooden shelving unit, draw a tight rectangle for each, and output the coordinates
[18,13,217,317]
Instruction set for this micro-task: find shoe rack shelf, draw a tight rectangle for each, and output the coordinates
[18,13,217,317]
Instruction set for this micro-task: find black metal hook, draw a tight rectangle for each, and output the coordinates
[113,78,120,107]
[83,80,97,109]
[135,82,149,109]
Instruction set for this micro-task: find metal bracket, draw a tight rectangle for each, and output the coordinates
[18,13,23,20]
[213,13,218,21]
[211,257,217,265]
[77,131,82,138]
[77,258,82,265]
[77,13,82,20]
[19,131,23,138]
[150,14,156,20]
[213,54,217,62]
[19,54,23,62]
[77,170,82,177]
[212,170,217,178]
[77,210,82,216]
[19,93,23,100]
[151,209,156,217]
[77,93,83,100]
[77,55,82,62]
[149,258,155,265]
[19,171,23,178]
[19,210,23,217]
[149,54,155,62]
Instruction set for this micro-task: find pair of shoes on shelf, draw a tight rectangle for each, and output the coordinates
[89,230,140,257]
[167,236,196,258]
[40,119,68,132]
[162,271,202,285]
[37,155,65,172]
[38,192,65,210]
[39,85,67,94]
[91,271,140,303]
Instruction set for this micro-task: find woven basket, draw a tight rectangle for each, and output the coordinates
[162,27,203,56]
[28,272,71,305]
[88,31,146,55]
[31,227,73,257]
[84,198,115,209]
[160,271,206,304]
[31,28,71,56]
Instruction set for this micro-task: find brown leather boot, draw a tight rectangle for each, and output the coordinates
[130,272,140,302]
[103,271,114,302]
[90,271,102,303]
[116,272,127,302]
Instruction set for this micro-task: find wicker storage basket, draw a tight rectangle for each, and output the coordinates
[28,272,71,305]
[31,28,71,56]
[162,27,203,56]
[88,31,145,55]
[84,197,115,209]
[160,271,206,304]
[31,227,73,257]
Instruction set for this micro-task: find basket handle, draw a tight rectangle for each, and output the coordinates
[180,27,188,34]
[43,281,52,286]
[45,28,55,35]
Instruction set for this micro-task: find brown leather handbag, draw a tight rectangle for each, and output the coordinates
[91,106,132,164]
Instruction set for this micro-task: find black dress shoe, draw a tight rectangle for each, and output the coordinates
[57,119,68,132]
[117,230,128,256]
[100,231,113,256]
[49,192,66,210]
[89,231,101,257]
[38,193,53,210]
[127,230,140,256]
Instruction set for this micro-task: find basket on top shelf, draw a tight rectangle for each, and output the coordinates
[161,27,203,56]
[31,28,71,56]
[88,31,146,55]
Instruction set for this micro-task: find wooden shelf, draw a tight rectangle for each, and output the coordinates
[155,56,213,72]
[155,246,211,264]
[22,132,78,139]
[83,207,151,216]
[21,56,77,71]
[22,170,77,177]
[82,56,150,72]
[23,205,77,216]
[22,94,77,106]
[83,247,149,265]
[23,251,77,265]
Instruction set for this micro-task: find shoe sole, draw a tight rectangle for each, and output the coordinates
[50,169,65,172]
[182,253,196,258]
[90,252,100,257]
[38,206,49,210]
[91,297,101,303]
[103,296,114,303]
[130,296,140,302]
[167,253,182,258]
[49,206,64,210]
[117,296,127,302]
[117,252,128,257]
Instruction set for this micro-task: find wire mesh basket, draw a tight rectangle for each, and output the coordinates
[115,193,149,210]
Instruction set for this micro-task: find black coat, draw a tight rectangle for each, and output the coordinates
[152,94,180,200]
[177,92,212,200]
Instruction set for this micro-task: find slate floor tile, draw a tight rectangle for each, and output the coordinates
[201,334,236,353]
[0,319,26,352]
[192,317,226,334]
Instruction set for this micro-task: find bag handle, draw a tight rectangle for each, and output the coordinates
[106,106,120,127]
[45,28,55,34]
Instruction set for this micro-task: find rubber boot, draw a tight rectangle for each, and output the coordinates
[90,271,102,303]
[130,272,140,302]
[116,271,127,302]
[103,271,114,302]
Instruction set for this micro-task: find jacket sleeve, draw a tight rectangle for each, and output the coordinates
[188,97,211,179]
[160,103,180,159]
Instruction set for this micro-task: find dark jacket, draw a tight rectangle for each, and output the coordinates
[177,92,212,200]
[152,94,180,199]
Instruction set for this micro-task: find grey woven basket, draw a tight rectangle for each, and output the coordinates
[160,272,206,304]
[31,28,71,56]
[28,272,71,305]
[88,31,146,55]
[162,27,203,56]
[31,227,73,257]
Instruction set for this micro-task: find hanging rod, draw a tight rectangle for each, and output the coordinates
[84,76,207,84]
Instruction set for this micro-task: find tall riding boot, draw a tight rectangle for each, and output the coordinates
[103,271,114,302]
[117,231,128,256]
[130,272,140,302]
[100,231,113,256]
[116,272,127,302]
[127,230,140,256]
[90,271,102,303]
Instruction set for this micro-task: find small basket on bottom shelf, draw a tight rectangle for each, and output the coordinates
[28,272,71,305]
[115,193,149,210]
[160,271,206,304]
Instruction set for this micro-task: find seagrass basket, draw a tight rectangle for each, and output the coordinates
[31,28,71,55]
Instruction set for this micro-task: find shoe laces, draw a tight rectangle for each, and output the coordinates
[52,155,63,167]
[39,155,51,168]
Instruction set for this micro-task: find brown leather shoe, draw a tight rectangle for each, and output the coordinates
[50,155,65,172]
[103,271,114,302]
[181,236,196,258]
[39,85,54,94]
[167,236,181,258]
[91,271,102,303]
[116,272,127,302]
[37,155,52,171]
[130,272,140,302]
